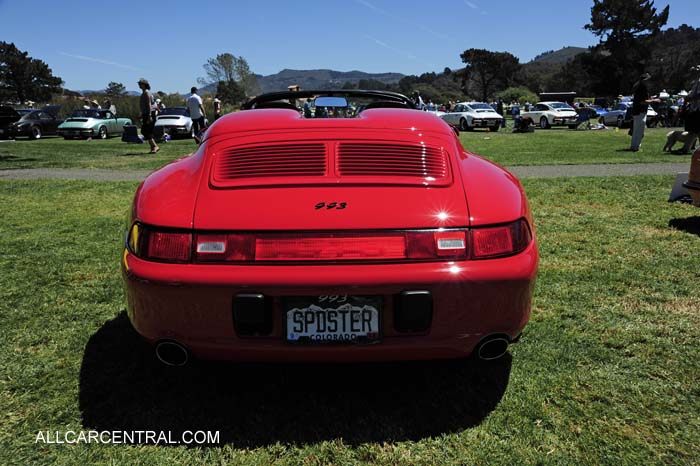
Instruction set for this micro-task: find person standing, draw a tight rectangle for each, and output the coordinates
[629,73,657,152]
[187,87,206,137]
[213,96,222,120]
[138,78,159,154]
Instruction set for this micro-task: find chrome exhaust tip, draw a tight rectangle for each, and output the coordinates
[155,340,189,366]
[476,336,510,360]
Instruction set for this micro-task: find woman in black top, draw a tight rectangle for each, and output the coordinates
[138,78,159,154]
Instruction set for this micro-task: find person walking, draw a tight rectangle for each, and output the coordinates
[629,72,658,152]
[138,78,159,154]
[187,86,207,138]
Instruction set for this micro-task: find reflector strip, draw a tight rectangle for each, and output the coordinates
[255,235,406,261]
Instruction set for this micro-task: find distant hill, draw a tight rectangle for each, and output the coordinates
[198,69,405,94]
[530,47,588,64]
[257,69,404,92]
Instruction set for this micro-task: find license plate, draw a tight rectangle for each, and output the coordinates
[285,295,381,343]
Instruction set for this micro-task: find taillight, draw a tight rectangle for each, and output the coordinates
[128,221,530,264]
[193,230,469,263]
[471,219,531,259]
[128,223,192,262]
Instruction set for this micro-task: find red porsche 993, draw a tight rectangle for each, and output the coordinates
[121,90,538,366]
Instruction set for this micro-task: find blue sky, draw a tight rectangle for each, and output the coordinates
[1,0,697,93]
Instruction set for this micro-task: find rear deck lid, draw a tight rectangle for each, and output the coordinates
[193,131,469,230]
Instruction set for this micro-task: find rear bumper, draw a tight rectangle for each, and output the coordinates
[122,242,538,362]
[58,128,94,137]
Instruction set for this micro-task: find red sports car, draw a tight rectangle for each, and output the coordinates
[122,90,538,366]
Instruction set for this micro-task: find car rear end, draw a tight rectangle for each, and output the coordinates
[122,111,537,364]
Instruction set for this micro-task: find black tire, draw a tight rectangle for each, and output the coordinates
[30,126,42,140]
[647,119,658,128]
[489,125,500,132]
[63,136,73,140]
[568,124,578,130]
[616,116,624,128]
[598,117,605,124]
[459,118,471,131]
[98,126,108,139]
[539,117,549,129]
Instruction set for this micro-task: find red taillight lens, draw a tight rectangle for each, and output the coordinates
[128,224,192,262]
[147,231,192,261]
[471,219,531,259]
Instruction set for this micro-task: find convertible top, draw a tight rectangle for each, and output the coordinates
[241,89,415,110]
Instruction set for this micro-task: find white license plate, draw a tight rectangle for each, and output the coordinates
[285,296,380,343]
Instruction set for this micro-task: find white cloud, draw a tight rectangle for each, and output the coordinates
[59,52,143,72]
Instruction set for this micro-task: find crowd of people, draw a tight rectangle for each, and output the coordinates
[127,70,699,156]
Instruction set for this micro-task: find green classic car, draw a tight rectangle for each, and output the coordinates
[57,109,132,139]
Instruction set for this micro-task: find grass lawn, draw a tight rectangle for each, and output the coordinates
[1,177,699,465]
[0,127,690,171]
[460,126,690,166]
[0,137,197,171]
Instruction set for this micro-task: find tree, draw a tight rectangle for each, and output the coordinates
[216,80,245,105]
[198,53,260,96]
[104,81,126,97]
[494,86,539,105]
[0,42,62,103]
[583,0,669,94]
[458,49,521,101]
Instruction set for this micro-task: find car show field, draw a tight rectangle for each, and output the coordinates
[0,126,687,170]
[1,127,698,464]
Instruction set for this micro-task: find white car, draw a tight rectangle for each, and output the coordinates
[154,107,196,138]
[521,102,579,129]
[440,102,504,131]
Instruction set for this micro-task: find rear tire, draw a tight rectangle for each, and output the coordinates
[616,116,624,128]
[489,125,500,132]
[98,126,108,139]
[539,117,549,129]
[459,118,471,131]
[30,126,42,140]
[599,116,605,125]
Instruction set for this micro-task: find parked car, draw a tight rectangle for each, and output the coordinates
[57,109,132,139]
[599,102,658,128]
[4,105,62,139]
[520,102,579,129]
[0,106,30,138]
[588,104,607,119]
[154,107,198,138]
[440,101,504,131]
[121,89,538,366]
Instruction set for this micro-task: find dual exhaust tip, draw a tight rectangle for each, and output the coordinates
[476,336,510,360]
[154,335,511,366]
[155,340,189,367]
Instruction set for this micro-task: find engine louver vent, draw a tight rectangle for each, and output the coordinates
[337,143,448,180]
[213,144,327,182]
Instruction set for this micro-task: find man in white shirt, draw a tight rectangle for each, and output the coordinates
[186,86,206,138]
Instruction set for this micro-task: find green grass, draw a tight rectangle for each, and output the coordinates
[0,137,197,170]
[1,177,699,465]
[459,126,689,166]
[0,127,689,171]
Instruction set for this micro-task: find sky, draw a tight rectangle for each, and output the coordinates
[1,0,698,94]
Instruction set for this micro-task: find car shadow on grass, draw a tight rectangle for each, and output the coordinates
[79,312,512,447]
[669,216,700,237]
